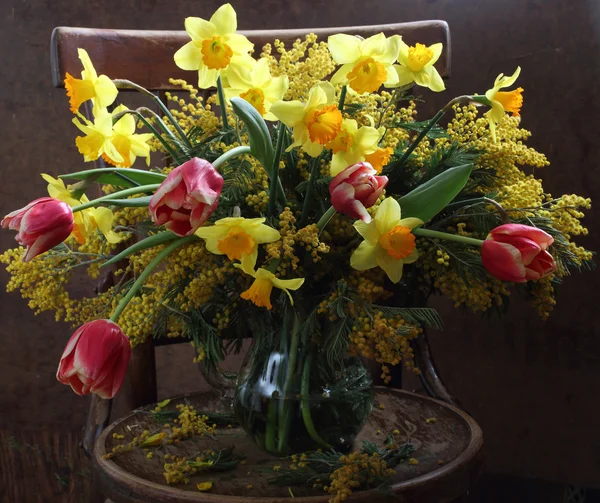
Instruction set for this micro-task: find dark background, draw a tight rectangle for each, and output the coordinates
[1,0,598,498]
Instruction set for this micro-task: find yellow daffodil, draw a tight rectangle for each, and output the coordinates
[72,106,152,167]
[484,67,523,142]
[364,147,394,174]
[270,82,342,157]
[224,58,289,120]
[350,197,422,283]
[174,3,254,89]
[393,41,445,92]
[195,216,280,267]
[42,174,124,244]
[328,119,385,176]
[328,33,401,94]
[64,48,118,116]
[108,105,153,167]
[235,255,304,310]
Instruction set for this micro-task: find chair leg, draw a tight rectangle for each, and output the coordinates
[122,338,157,411]
[81,395,113,457]
[413,330,459,407]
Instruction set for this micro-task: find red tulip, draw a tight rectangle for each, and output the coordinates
[481,223,556,282]
[56,320,131,399]
[1,197,74,262]
[149,158,224,236]
[329,162,388,223]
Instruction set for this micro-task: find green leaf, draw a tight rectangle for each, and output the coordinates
[398,164,473,222]
[230,97,274,176]
[101,231,179,267]
[59,168,166,188]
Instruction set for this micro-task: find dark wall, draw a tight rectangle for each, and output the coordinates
[1,0,598,488]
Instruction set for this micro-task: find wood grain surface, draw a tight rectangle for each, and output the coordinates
[94,388,483,502]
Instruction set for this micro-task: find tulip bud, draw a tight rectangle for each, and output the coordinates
[329,162,388,223]
[1,197,74,262]
[56,320,131,399]
[149,158,224,236]
[481,223,556,282]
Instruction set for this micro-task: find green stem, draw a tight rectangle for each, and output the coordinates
[113,79,193,150]
[268,123,287,217]
[109,236,197,323]
[216,76,230,130]
[338,85,347,111]
[265,396,278,453]
[130,111,184,165]
[71,184,161,213]
[212,145,252,169]
[277,314,301,453]
[299,156,321,227]
[413,227,484,247]
[301,353,332,449]
[316,206,336,232]
[395,95,474,168]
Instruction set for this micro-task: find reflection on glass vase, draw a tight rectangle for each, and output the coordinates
[233,313,374,455]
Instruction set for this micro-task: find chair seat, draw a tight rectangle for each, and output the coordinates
[94,387,483,502]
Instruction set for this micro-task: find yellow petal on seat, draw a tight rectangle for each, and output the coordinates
[350,241,378,271]
[210,3,237,35]
[327,34,361,64]
[174,41,202,71]
[376,247,405,283]
[184,17,216,42]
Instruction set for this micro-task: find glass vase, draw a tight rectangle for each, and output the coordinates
[233,315,374,455]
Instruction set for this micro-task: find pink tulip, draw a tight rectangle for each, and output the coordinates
[329,162,388,223]
[481,223,556,282]
[1,197,74,262]
[149,158,224,236]
[56,320,131,399]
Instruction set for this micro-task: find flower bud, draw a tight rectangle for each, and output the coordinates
[2,197,74,261]
[149,158,224,236]
[482,223,556,282]
[56,320,131,399]
[329,162,388,223]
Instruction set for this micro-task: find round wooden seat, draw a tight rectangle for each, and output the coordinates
[94,388,483,502]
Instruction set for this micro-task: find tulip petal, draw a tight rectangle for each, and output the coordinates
[481,240,527,282]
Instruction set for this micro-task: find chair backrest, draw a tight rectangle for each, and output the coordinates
[50,22,450,90]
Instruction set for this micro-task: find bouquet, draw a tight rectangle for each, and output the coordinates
[1,3,593,457]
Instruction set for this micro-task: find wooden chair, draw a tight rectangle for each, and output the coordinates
[50,20,453,456]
